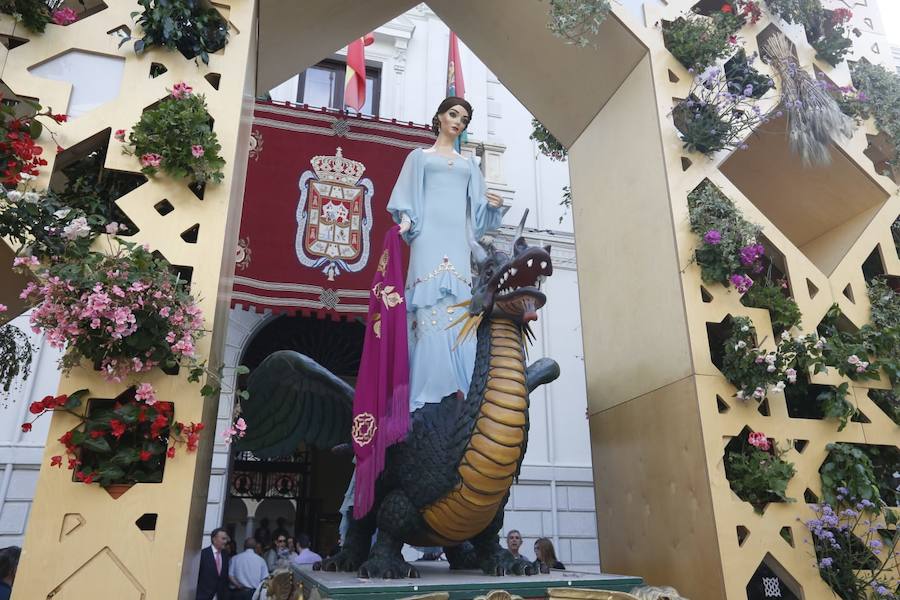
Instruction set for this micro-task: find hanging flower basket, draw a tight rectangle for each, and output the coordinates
[15,240,206,382]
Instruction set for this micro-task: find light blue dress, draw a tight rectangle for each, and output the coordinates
[387,148,503,412]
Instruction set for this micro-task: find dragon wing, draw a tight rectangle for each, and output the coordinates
[235,350,354,458]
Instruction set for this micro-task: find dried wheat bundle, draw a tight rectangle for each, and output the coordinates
[764,32,853,166]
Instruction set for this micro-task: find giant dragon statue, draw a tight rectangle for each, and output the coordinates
[237,213,559,579]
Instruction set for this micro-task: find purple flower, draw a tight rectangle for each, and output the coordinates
[729,274,754,294]
[818,557,833,568]
[704,230,722,245]
[739,243,765,267]
[858,91,868,102]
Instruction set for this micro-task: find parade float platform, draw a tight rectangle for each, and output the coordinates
[297,562,643,600]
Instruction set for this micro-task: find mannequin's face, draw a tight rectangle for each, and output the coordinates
[437,104,470,139]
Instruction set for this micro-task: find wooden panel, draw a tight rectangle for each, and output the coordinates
[590,377,725,600]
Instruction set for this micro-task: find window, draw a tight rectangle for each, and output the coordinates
[298,59,381,116]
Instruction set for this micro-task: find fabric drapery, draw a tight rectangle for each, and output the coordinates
[352,226,410,518]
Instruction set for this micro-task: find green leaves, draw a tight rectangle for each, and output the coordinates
[128,94,226,184]
[131,0,228,64]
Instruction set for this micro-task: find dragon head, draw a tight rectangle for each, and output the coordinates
[451,202,552,342]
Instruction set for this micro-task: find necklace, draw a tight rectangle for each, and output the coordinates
[447,158,454,168]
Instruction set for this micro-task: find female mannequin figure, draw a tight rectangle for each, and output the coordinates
[387,97,504,412]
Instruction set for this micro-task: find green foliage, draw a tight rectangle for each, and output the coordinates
[820,442,883,511]
[687,180,760,286]
[128,93,225,184]
[741,279,802,334]
[0,187,98,262]
[530,119,567,161]
[815,304,881,383]
[662,13,734,72]
[0,0,51,33]
[545,0,611,48]
[54,146,143,236]
[868,389,899,425]
[765,0,852,66]
[817,382,856,432]
[0,323,33,392]
[723,49,774,100]
[129,0,228,65]
[850,61,900,169]
[673,66,770,157]
[725,435,796,513]
[720,317,784,400]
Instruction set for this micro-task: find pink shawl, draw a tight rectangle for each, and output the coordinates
[352,225,410,518]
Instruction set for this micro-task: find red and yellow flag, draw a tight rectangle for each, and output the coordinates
[345,33,375,112]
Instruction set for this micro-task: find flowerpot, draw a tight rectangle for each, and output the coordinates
[103,483,134,499]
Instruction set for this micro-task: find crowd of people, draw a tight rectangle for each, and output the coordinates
[0,523,567,600]
[196,518,325,600]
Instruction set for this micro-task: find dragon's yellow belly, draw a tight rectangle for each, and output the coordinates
[421,319,527,543]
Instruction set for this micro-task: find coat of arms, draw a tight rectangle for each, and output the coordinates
[296,147,374,280]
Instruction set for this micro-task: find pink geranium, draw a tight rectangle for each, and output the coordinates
[191,145,205,158]
[114,129,126,142]
[135,383,158,405]
[20,245,205,381]
[748,432,770,452]
[140,153,162,168]
[51,7,78,25]
[171,82,193,100]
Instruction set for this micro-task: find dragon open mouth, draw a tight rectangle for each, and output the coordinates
[491,246,551,322]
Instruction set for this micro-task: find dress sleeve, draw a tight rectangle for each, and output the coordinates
[467,156,503,237]
[387,148,423,243]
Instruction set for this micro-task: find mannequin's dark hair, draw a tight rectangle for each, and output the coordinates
[431,96,473,136]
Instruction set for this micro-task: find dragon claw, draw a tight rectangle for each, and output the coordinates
[358,555,420,579]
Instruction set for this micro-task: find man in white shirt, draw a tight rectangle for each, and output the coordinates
[229,537,269,600]
[291,533,322,567]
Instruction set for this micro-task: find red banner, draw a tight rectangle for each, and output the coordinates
[232,102,434,319]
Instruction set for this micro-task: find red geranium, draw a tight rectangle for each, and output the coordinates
[721,4,733,13]
[21,423,32,432]
[22,385,202,488]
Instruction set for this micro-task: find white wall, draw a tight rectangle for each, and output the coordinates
[0,314,62,548]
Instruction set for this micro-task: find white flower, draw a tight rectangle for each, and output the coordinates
[773,381,786,392]
[781,331,791,341]
[736,340,747,350]
[767,365,776,372]
[736,390,744,399]
[6,190,21,202]
[18,172,35,181]
[847,354,860,365]
[785,368,797,383]
[53,208,72,219]
[753,387,765,399]
[815,338,826,349]
[61,216,90,240]
[765,353,776,364]
[22,192,40,203]
[105,222,120,235]
[741,325,750,332]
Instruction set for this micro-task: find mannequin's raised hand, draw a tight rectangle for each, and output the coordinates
[487,192,503,208]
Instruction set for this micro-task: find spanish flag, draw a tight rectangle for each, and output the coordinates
[345,33,375,113]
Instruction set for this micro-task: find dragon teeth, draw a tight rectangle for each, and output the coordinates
[527,259,533,268]
[540,261,547,270]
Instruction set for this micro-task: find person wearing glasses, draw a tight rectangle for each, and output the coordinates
[264,535,292,573]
